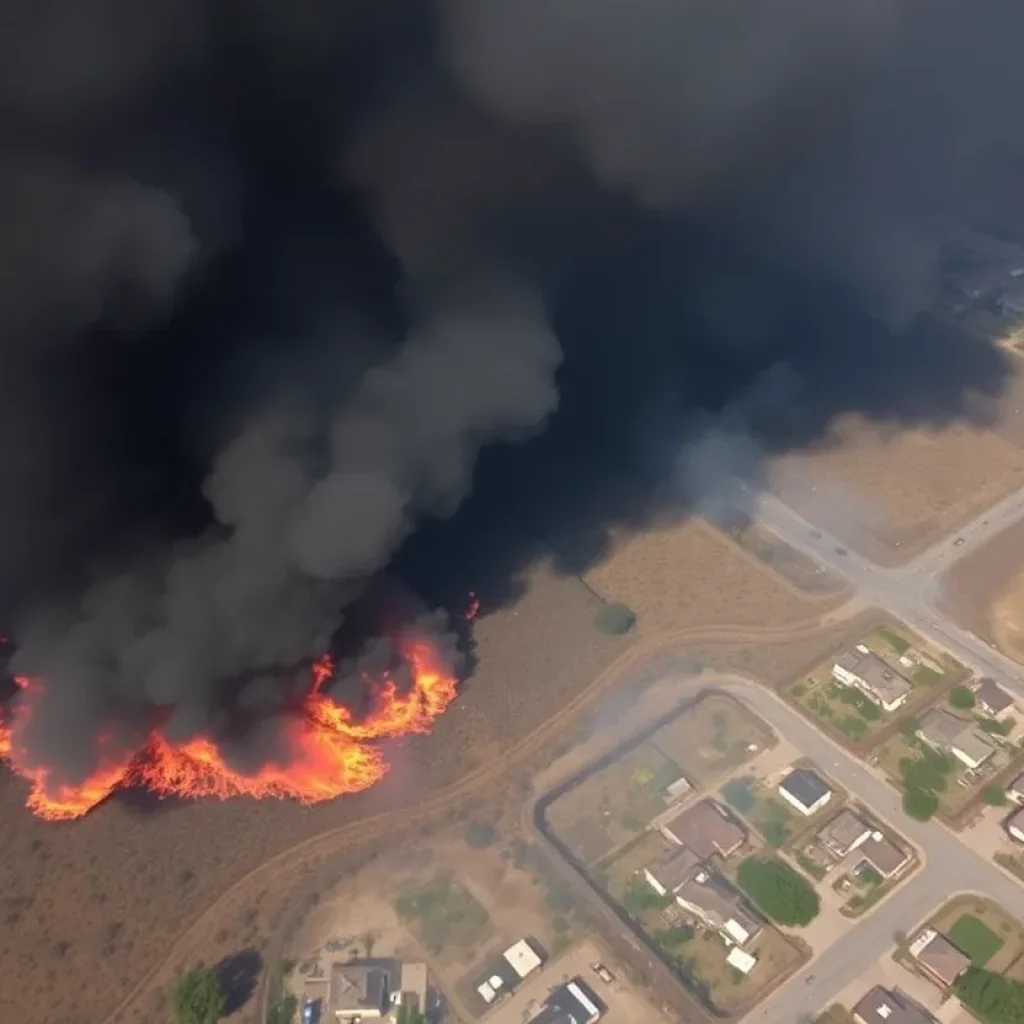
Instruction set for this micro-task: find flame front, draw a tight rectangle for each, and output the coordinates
[0,637,458,821]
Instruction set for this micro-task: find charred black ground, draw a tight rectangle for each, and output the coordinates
[0,0,1021,787]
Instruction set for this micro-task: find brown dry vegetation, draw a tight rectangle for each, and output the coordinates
[771,410,1024,565]
[584,518,826,630]
[940,515,1024,658]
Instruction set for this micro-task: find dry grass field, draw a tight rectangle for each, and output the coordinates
[583,518,826,631]
[0,505,847,1024]
[770,411,1024,565]
[939,515,1024,660]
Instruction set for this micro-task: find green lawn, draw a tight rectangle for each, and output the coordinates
[949,914,1005,966]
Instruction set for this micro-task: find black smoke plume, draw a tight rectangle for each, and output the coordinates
[0,0,1021,790]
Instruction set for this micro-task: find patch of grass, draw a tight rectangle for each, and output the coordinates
[465,821,498,848]
[913,666,943,686]
[722,776,757,813]
[948,914,1005,967]
[394,875,491,955]
[979,717,1014,737]
[797,854,827,881]
[876,628,911,655]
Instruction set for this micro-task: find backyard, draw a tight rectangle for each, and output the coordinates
[545,740,687,864]
[721,776,797,849]
[393,874,493,956]
[646,693,777,787]
[929,896,1024,975]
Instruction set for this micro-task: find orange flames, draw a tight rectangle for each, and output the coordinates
[0,637,458,821]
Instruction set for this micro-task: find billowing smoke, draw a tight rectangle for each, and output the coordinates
[0,0,1021,792]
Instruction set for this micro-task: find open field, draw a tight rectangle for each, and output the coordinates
[940,515,1024,661]
[583,518,829,632]
[929,895,1024,974]
[0,514,859,1024]
[769,389,1024,565]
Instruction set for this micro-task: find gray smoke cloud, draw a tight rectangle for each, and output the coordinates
[1,0,1021,790]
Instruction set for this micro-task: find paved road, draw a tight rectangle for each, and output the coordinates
[713,678,1024,1024]
[754,492,1024,691]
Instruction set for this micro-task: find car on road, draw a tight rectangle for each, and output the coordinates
[954,537,966,546]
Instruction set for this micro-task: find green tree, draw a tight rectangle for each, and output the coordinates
[736,857,820,927]
[955,967,1024,1024]
[594,602,636,635]
[396,1003,427,1024]
[173,967,225,1024]
[949,686,976,710]
[903,788,939,821]
[623,875,666,913]
[984,785,1007,807]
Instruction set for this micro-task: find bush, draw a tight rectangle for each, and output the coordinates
[984,785,1007,807]
[465,821,498,848]
[903,788,939,821]
[722,777,757,814]
[173,967,225,1024]
[736,857,820,927]
[623,876,666,914]
[594,603,637,635]
[949,686,976,710]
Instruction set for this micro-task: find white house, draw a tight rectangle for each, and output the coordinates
[832,647,911,712]
[777,768,833,817]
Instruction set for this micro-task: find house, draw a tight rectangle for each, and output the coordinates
[974,678,1015,719]
[908,928,971,989]
[853,986,936,1024]
[818,810,872,858]
[857,833,909,878]
[674,870,762,947]
[916,709,995,769]
[832,648,912,712]
[660,799,746,859]
[326,960,400,1021]
[528,977,604,1024]
[777,768,833,816]
[474,938,545,1005]
[1007,806,1024,844]
[726,947,758,975]
[643,843,702,897]
[1009,771,1024,804]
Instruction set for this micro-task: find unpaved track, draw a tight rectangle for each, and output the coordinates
[102,609,853,1024]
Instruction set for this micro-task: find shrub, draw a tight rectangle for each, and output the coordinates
[903,788,939,821]
[983,785,1007,807]
[465,821,498,848]
[949,686,976,710]
[594,603,637,635]
[956,967,1024,1024]
[623,876,666,914]
[173,967,225,1024]
[736,857,820,926]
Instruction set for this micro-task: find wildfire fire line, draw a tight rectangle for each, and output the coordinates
[0,636,458,822]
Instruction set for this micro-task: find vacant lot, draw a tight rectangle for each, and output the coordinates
[646,693,777,788]
[930,895,1024,974]
[394,875,492,956]
[546,742,687,864]
[770,408,1024,565]
[584,518,825,633]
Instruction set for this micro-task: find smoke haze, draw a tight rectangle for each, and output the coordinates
[1,0,1021,790]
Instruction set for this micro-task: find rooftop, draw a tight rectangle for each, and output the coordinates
[909,929,971,987]
[529,978,603,1024]
[853,986,935,1024]
[328,960,398,1018]
[858,833,908,877]
[818,809,872,854]
[645,842,702,893]
[661,799,746,859]
[779,768,832,809]
[917,709,995,763]
[675,871,761,945]
[975,678,1014,714]
[834,650,911,705]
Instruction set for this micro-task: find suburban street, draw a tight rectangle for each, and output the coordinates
[715,677,1024,1024]
[727,482,1024,1021]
